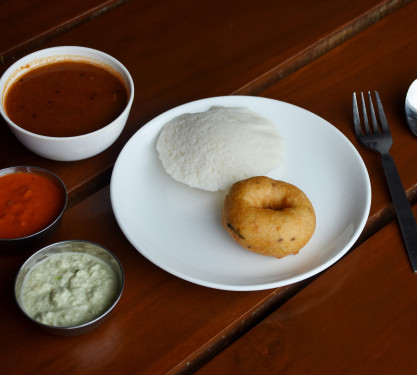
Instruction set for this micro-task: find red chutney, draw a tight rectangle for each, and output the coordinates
[4,60,128,137]
[0,172,64,239]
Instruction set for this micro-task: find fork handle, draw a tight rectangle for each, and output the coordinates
[381,153,417,272]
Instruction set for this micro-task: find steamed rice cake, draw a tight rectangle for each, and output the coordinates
[156,105,284,191]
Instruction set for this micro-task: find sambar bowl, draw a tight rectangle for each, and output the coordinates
[0,166,67,252]
[14,240,124,336]
[0,46,134,161]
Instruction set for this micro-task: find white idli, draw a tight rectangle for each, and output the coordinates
[156,105,284,191]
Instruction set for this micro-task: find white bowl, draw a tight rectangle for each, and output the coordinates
[0,46,134,161]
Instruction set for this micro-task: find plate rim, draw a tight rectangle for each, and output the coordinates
[110,95,371,291]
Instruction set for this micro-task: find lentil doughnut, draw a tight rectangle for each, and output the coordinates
[222,176,316,258]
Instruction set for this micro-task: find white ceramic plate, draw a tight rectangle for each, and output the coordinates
[110,96,371,291]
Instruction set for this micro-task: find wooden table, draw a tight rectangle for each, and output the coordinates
[1,0,417,373]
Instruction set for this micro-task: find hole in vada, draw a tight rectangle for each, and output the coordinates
[264,197,292,211]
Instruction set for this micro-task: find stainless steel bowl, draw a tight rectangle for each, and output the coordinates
[14,240,124,336]
[0,166,67,252]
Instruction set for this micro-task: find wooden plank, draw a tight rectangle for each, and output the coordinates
[195,196,417,374]
[257,0,417,235]
[0,0,128,62]
[0,0,407,204]
[0,185,304,375]
[194,2,417,372]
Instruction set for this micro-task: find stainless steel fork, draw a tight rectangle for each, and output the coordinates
[353,91,417,272]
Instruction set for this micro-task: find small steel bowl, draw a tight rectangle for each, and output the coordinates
[14,240,124,336]
[0,166,67,252]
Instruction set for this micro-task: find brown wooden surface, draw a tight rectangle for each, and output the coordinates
[2,0,417,374]
[196,200,417,375]
[0,0,127,61]
[258,0,417,231]
[195,2,417,372]
[1,186,302,375]
[0,0,408,203]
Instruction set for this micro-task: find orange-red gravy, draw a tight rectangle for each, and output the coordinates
[0,172,64,239]
[4,61,128,137]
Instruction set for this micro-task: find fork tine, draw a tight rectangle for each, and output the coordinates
[360,92,370,133]
[352,92,362,136]
[367,91,380,133]
[375,91,390,133]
